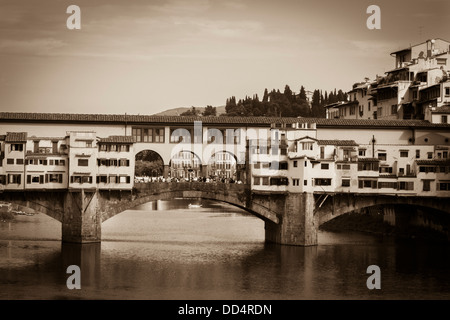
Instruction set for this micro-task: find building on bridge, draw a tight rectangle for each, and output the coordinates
[0,112,449,197]
[249,121,450,197]
[0,131,134,192]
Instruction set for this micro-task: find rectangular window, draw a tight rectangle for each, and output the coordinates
[6,158,14,165]
[314,178,331,186]
[341,179,350,187]
[304,180,307,186]
[132,128,142,142]
[8,174,21,184]
[378,153,387,161]
[60,159,65,166]
[100,144,107,151]
[416,150,420,159]
[378,181,398,189]
[391,105,397,114]
[52,141,58,153]
[120,145,129,152]
[400,151,408,157]
[442,115,448,124]
[86,141,92,148]
[110,144,117,152]
[279,162,288,170]
[97,175,107,183]
[301,142,313,150]
[253,177,260,185]
[423,180,431,191]
[358,149,366,156]
[11,144,23,152]
[16,159,24,165]
[155,128,164,143]
[0,175,6,185]
[82,176,92,184]
[78,159,89,166]
[320,147,325,159]
[262,177,269,185]
[39,159,48,165]
[321,163,329,170]
[398,181,414,190]
[445,87,450,97]
[293,161,298,167]
[439,183,450,191]
[428,152,433,159]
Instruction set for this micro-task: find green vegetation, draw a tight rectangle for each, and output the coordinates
[135,150,164,177]
[224,85,347,118]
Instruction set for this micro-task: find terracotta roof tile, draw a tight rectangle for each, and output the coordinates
[0,112,449,129]
[317,140,358,146]
[416,159,450,165]
[99,136,134,143]
[431,105,450,114]
[5,132,27,142]
[358,158,380,162]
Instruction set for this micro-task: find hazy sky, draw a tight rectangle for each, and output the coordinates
[0,0,448,115]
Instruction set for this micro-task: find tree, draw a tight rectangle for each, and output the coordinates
[202,105,217,116]
[180,106,200,116]
[298,86,307,102]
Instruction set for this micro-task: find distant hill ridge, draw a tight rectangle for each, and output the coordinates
[153,106,226,116]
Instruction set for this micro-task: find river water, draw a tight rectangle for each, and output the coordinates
[1,199,450,300]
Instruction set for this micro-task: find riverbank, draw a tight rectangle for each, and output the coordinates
[320,211,449,243]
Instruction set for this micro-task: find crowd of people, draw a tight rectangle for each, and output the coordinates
[134,176,243,184]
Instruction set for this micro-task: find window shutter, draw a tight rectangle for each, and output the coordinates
[27,175,31,184]
[45,174,49,183]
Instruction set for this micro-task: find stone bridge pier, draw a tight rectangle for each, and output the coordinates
[258,192,317,246]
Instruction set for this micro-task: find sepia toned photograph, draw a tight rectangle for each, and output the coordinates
[0,0,449,306]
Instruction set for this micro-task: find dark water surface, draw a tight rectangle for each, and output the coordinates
[1,199,450,300]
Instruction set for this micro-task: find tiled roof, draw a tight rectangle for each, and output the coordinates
[0,112,449,129]
[416,159,450,165]
[5,132,27,142]
[431,106,450,114]
[317,140,358,146]
[358,158,380,162]
[99,136,134,143]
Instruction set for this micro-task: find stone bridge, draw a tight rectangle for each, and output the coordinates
[2,183,450,245]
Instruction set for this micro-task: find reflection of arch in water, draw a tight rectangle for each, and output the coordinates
[135,150,165,178]
[207,151,237,179]
[169,150,202,179]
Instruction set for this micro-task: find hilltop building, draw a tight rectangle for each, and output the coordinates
[325,38,450,124]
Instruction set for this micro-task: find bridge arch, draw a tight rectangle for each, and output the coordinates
[169,150,203,179]
[315,193,450,239]
[135,150,165,180]
[98,183,280,225]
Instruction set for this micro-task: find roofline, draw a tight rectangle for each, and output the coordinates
[0,112,450,130]
[390,38,450,55]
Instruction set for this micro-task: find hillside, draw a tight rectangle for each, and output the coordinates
[153,106,226,116]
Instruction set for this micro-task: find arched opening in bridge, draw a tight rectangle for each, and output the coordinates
[207,151,237,180]
[169,150,202,180]
[135,150,164,182]
[102,198,265,243]
[320,204,450,242]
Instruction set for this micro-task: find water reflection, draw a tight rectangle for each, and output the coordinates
[61,243,101,289]
[0,199,450,299]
